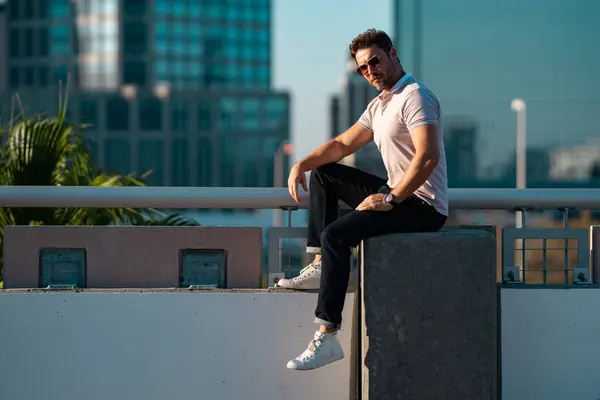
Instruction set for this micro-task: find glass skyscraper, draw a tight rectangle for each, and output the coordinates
[2,0,290,188]
[392,0,600,185]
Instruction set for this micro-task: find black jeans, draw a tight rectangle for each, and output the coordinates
[307,163,447,329]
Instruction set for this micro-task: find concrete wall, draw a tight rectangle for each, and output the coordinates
[0,290,355,400]
[3,226,262,289]
[501,287,600,400]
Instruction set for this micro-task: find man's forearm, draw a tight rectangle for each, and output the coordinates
[390,154,438,202]
[297,140,350,171]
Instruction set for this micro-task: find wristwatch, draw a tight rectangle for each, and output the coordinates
[384,192,397,205]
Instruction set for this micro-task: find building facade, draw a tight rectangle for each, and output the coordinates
[392,0,600,186]
[1,0,290,187]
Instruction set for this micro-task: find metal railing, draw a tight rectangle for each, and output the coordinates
[1,186,599,286]
[0,186,600,209]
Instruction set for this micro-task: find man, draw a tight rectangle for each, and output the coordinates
[280,29,449,371]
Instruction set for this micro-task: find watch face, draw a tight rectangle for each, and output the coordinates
[385,193,393,203]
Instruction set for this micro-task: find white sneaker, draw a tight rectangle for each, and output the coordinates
[286,331,344,371]
[276,261,321,290]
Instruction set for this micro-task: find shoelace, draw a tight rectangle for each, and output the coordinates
[292,262,320,282]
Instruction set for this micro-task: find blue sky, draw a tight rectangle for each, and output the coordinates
[272,0,391,161]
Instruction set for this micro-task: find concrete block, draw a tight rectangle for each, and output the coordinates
[592,226,600,283]
[361,227,498,400]
[3,226,262,289]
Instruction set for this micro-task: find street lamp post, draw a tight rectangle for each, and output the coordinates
[511,98,527,228]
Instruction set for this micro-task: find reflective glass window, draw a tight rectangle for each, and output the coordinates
[138,140,164,186]
[38,0,49,18]
[197,99,212,132]
[124,0,147,16]
[124,60,147,86]
[105,139,131,175]
[38,66,49,87]
[106,97,130,131]
[9,29,20,58]
[219,98,237,130]
[9,68,20,87]
[219,136,236,186]
[24,29,34,57]
[52,65,68,85]
[51,0,69,17]
[123,21,147,55]
[155,0,169,14]
[38,28,49,57]
[240,138,260,186]
[241,99,260,130]
[171,100,188,132]
[197,138,213,186]
[24,67,34,86]
[25,0,34,18]
[171,139,190,186]
[139,98,162,131]
[79,99,98,130]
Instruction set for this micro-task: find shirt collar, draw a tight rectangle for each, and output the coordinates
[378,72,413,105]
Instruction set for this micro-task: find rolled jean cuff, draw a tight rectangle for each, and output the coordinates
[306,246,321,254]
[314,317,341,329]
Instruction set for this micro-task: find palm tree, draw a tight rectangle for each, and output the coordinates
[0,89,199,282]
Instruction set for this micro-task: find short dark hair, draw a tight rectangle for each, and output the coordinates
[349,29,394,60]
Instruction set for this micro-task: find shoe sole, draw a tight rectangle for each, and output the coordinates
[286,354,345,371]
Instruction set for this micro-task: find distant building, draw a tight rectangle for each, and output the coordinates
[392,0,600,173]
[443,116,478,186]
[549,143,600,181]
[329,56,386,177]
[0,3,5,97]
[1,0,290,187]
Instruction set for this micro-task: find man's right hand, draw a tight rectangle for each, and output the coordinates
[287,163,308,203]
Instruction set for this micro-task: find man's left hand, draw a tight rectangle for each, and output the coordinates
[356,194,393,212]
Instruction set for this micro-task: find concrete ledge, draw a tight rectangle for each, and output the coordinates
[0,290,355,400]
[3,226,262,289]
[361,227,498,399]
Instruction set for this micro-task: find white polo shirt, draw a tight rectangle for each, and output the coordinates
[357,73,449,216]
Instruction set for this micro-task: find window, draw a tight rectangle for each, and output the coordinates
[171,139,189,186]
[25,0,34,19]
[106,97,130,131]
[197,99,212,132]
[124,0,147,16]
[219,98,237,130]
[241,99,260,131]
[219,136,236,186]
[197,138,213,186]
[52,65,68,85]
[38,0,49,18]
[123,21,147,56]
[9,29,20,58]
[51,0,69,17]
[24,68,34,86]
[104,139,131,175]
[38,28,49,57]
[9,68,20,88]
[123,60,146,86]
[171,101,187,132]
[38,66,49,87]
[79,99,98,130]
[51,25,70,55]
[139,98,162,131]
[138,140,164,186]
[240,138,260,186]
[24,29,34,57]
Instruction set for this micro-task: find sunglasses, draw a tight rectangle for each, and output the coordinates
[356,52,386,75]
